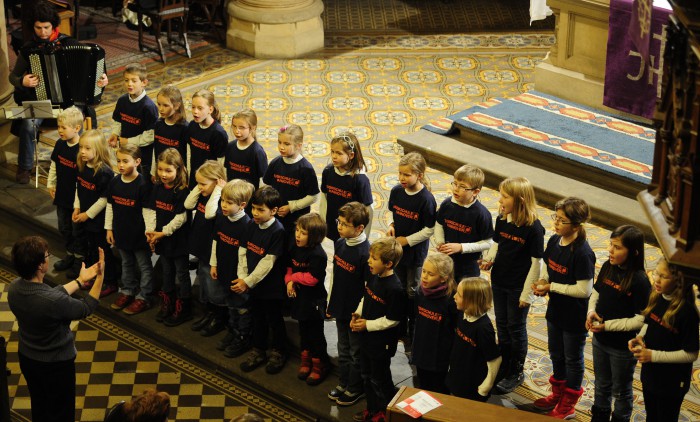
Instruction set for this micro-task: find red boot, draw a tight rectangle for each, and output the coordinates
[298,350,312,380]
[306,357,330,386]
[533,376,566,411]
[548,386,583,419]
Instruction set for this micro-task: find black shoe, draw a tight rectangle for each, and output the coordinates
[217,330,238,351]
[65,257,84,280]
[191,311,214,331]
[163,299,193,327]
[54,255,75,271]
[240,348,267,372]
[494,371,524,394]
[336,390,365,406]
[224,337,251,358]
[200,317,226,337]
[265,349,287,374]
[188,256,199,270]
[328,385,346,401]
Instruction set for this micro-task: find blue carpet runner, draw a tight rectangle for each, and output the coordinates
[423,91,654,185]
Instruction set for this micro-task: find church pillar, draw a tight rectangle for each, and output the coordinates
[0,5,18,165]
[226,0,324,58]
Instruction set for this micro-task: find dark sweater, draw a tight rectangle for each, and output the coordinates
[8,278,99,362]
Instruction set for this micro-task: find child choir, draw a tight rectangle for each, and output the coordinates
[47,63,698,422]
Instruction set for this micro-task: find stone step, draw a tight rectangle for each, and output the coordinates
[398,129,655,243]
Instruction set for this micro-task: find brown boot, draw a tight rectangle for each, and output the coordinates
[297,350,312,380]
[306,357,330,386]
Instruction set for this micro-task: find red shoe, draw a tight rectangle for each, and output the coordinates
[306,357,330,386]
[110,293,134,310]
[533,376,566,411]
[298,350,312,380]
[100,284,118,298]
[370,411,386,422]
[123,299,150,315]
[547,386,584,419]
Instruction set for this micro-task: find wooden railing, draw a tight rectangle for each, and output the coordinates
[638,0,700,284]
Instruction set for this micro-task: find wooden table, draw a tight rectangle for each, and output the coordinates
[387,386,555,422]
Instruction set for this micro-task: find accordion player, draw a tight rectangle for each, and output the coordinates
[18,42,107,109]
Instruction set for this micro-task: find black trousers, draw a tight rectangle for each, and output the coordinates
[251,298,287,352]
[416,367,449,395]
[299,318,328,359]
[361,351,395,414]
[19,353,76,422]
[642,386,688,422]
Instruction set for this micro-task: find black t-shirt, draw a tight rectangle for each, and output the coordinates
[224,140,268,188]
[321,165,373,241]
[593,262,651,349]
[360,273,406,356]
[50,140,79,209]
[189,193,218,261]
[77,164,114,233]
[243,219,286,300]
[543,235,596,332]
[213,213,250,285]
[388,185,437,266]
[106,174,150,250]
[153,119,188,165]
[641,298,699,393]
[436,197,494,279]
[148,184,190,257]
[112,94,159,167]
[446,314,500,398]
[411,288,458,372]
[186,120,228,187]
[288,244,328,321]
[263,156,320,230]
[327,238,371,320]
[490,217,545,289]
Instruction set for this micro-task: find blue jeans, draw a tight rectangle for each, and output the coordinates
[547,320,586,390]
[17,118,41,171]
[56,206,84,257]
[118,248,154,300]
[161,255,191,299]
[492,285,529,363]
[592,337,637,420]
[336,318,363,393]
[226,291,251,337]
[198,262,227,306]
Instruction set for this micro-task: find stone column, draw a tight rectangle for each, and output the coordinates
[227,0,324,59]
[0,5,18,165]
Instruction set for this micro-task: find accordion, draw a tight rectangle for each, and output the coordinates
[23,43,106,109]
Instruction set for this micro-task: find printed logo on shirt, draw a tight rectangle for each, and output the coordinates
[292,258,309,269]
[155,135,180,147]
[119,113,141,126]
[327,185,352,199]
[602,278,632,297]
[455,326,477,347]
[273,174,301,187]
[77,176,95,191]
[444,219,472,234]
[190,138,210,151]
[393,205,419,221]
[228,161,251,174]
[246,241,265,256]
[547,258,568,275]
[58,155,77,169]
[499,231,526,245]
[334,255,356,273]
[365,285,386,305]
[112,195,136,207]
[155,200,174,212]
[217,231,239,247]
[418,306,443,322]
[196,202,206,214]
[649,311,679,334]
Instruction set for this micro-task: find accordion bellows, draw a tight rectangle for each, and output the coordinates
[26,43,106,109]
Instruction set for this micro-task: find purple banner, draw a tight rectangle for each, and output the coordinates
[628,0,653,62]
[603,0,670,119]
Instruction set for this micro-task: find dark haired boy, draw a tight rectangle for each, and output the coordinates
[327,202,370,406]
[351,237,406,422]
[232,186,288,374]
